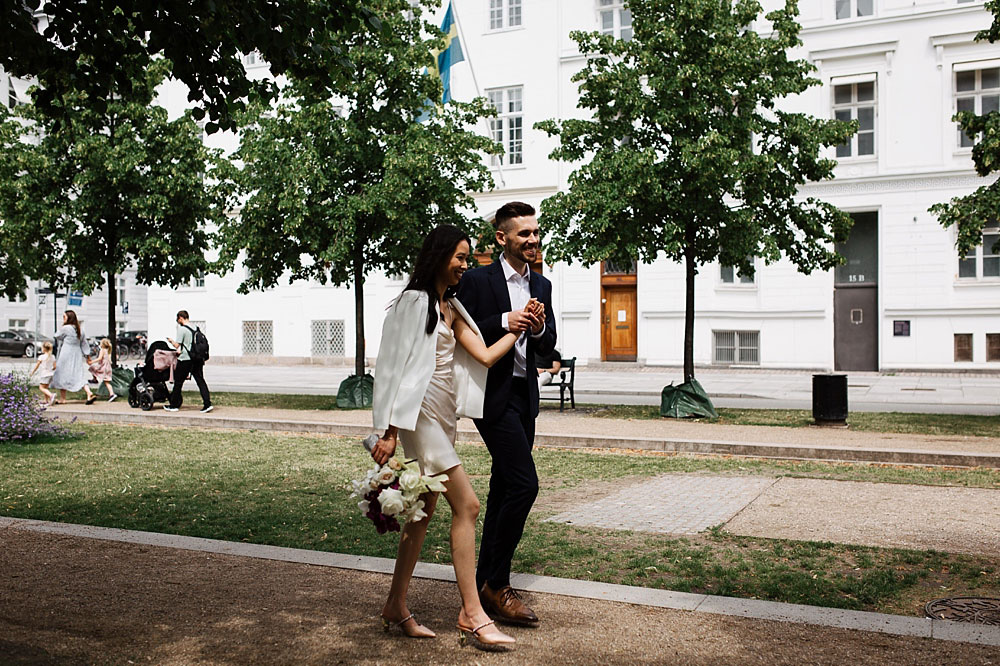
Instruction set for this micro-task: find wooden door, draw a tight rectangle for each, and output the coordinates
[602,286,637,361]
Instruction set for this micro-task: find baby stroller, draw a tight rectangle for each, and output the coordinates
[127,340,173,410]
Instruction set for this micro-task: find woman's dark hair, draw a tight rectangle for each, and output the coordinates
[64,310,81,340]
[404,225,471,334]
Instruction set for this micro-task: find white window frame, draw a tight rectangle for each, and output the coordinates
[117,276,127,305]
[9,318,28,329]
[719,264,756,286]
[835,0,874,20]
[957,223,1000,280]
[597,0,632,41]
[242,51,266,68]
[487,86,523,167]
[488,0,522,31]
[953,62,1000,149]
[191,271,206,289]
[832,74,877,159]
[713,330,761,366]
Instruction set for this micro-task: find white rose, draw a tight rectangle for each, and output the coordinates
[399,469,422,493]
[358,500,370,514]
[388,458,403,471]
[376,467,397,486]
[378,487,405,516]
[403,499,426,523]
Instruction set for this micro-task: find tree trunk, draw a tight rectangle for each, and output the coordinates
[107,269,117,367]
[683,225,696,384]
[353,252,365,378]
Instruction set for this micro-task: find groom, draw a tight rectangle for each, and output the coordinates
[457,201,557,626]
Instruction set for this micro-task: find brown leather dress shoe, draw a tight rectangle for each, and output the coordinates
[479,582,539,626]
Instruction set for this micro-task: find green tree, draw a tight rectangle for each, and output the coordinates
[929,0,1000,259]
[1,0,381,133]
[218,0,499,390]
[0,57,232,364]
[536,0,855,386]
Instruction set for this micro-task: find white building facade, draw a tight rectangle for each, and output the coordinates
[147,0,1000,371]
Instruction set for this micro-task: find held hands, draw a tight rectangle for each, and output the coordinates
[509,298,545,335]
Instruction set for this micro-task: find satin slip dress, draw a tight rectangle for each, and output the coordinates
[398,305,461,477]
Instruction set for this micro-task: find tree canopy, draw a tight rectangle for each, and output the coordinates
[0,56,231,356]
[218,0,500,378]
[536,0,855,382]
[1,0,380,132]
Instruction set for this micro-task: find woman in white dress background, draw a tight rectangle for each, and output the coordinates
[371,225,541,649]
[49,310,97,405]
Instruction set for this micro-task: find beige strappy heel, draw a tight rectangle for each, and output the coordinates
[380,613,435,638]
[457,619,515,651]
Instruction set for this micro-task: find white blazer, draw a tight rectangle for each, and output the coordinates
[372,290,488,431]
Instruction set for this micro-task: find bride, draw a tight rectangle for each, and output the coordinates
[370,224,541,650]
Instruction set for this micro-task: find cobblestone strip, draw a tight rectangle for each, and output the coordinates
[544,474,777,534]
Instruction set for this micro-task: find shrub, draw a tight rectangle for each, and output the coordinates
[0,372,76,442]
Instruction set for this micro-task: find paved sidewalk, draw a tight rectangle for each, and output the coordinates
[5,358,1000,413]
[48,400,1000,468]
[2,519,998,665]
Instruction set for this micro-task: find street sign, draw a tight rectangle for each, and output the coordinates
[68,291,83,306]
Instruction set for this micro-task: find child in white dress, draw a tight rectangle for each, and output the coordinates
[29,341,56,406]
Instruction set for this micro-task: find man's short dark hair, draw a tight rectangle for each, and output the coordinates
[494,201,536,232]
[176,310,189,320]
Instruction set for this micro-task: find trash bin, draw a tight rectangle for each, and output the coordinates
[812,373,848,426]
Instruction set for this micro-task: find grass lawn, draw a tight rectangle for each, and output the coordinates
[3,424,998,617]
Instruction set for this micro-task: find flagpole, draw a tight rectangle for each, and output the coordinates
[450,1,507,189]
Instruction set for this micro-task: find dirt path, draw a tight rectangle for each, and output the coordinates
[2,528,996,665]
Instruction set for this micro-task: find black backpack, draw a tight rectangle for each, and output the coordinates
[182,325,210,362]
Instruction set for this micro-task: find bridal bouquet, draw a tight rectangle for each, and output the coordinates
[351,457,449,534]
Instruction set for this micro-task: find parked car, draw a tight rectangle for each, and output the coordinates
[0,329,49,358]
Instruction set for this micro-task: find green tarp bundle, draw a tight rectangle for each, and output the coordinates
[337,373,374,409]
[660,378,718,419]
[95,366,134,398]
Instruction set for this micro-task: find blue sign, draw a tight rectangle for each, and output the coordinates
[68,291,83,306]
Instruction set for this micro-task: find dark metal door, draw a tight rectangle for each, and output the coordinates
[834,287,878,371]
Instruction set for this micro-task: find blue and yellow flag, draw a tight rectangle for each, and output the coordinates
[429,2,465,104]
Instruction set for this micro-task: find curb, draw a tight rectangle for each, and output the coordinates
[57,408,1000,469]
[2,516,997,647]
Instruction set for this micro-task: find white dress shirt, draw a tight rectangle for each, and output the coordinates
[500,255,545,378]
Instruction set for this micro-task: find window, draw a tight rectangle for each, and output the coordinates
[598,0,633,41]
[954,66,1000,148]
[603,259,637,274]
[192,271,205,288]
[487,86,523,166]
[955,333,973,362]
[833,78,876,158]
[720,263,755,284]
[7,79,20,109]
[117,277,126,305]
[243,320,273,356]
[958,223,1000,279]
[835,0,873,19]
[311,320,346,357]
[988,334,1000,362]
[9,319,27,329]
[242,51,265,68]
[713,330,760,365]
[489,0,521,30]
[116,321,127,333]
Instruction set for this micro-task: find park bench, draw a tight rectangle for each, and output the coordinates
[539,356,576,411]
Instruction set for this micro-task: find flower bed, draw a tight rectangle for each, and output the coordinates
[0,372,77,442]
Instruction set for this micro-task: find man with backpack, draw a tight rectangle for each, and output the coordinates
[165,310,212,413]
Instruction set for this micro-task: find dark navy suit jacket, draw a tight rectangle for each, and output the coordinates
[456,259,557,423]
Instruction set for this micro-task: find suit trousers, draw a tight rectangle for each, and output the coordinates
[474,377,538,590]
[169,359,211,409]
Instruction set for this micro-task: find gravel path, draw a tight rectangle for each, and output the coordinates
[3,528,997,665]
[48,401,1000,455]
